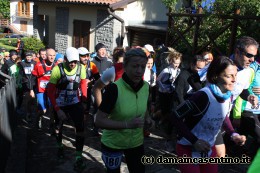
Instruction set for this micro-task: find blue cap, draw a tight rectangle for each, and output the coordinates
[55,53,64,61]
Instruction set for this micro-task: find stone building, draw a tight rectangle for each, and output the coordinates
[29,0,169,54]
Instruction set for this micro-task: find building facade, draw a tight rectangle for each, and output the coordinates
[10,0,34,36]
[30,0,170,54]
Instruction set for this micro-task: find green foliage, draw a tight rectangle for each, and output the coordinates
[0,38,18,47]
[0,0,10,19]
[23,37,45,53]
[162,0,179,11]
[0,42,15,51]
[165,0,260,57]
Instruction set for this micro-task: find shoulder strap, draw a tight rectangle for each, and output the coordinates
[74,63,82,83]
[86,60,91,78]
[41,60,55,73]
[58,63,65,78]
[40,60,47,73]
[76,63,81,76]
[150,69,155,84]
[20,61,26,68]
[168,67,174,83]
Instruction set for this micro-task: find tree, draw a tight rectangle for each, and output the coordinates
[162,0,260,56]
[0,0,10,19]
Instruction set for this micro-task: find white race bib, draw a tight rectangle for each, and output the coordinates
[24,66,34,74]
[40,80,49,89]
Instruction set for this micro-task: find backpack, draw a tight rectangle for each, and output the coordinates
[56,63,81,90]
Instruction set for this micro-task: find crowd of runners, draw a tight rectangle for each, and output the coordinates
[1,36,260,173]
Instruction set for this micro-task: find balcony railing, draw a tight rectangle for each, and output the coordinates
[15,11,33,19]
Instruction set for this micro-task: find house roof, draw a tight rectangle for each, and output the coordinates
[109,0,136,10]
[34,0,121,5]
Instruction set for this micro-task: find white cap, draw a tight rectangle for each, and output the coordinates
[203,54,209,60]
[78,47,90,55]
[65,47,79,62]
[144,44,155,53]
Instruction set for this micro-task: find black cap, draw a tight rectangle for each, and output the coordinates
[9,50,18,57]
[95,43,106,52]
[25,51,34,57]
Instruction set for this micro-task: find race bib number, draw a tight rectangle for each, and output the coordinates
[24,66,34,74]
[102,151,123,170]
[40,80,49,89]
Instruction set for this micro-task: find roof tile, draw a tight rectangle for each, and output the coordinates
[37,0,121,5]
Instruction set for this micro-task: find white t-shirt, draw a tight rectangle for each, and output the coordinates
[232,67,253,100]
[144,68,156,87]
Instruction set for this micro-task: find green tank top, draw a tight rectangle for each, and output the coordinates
[101,78,149,149]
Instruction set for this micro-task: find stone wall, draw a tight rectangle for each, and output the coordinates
[95,9,114,54]
[55,7,69,54]
[33,5,39,38]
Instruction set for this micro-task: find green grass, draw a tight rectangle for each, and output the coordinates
[0,38,24,51]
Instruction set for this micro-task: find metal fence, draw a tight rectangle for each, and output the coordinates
[0,72,17,173]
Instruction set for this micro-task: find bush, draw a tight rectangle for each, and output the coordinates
[0,37,45,53]
[23,37,45,53]
[0,42,15,51]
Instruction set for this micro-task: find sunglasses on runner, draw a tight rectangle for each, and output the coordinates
[69,60,78,64]
[80,54,90,57]
[239,49,256,59]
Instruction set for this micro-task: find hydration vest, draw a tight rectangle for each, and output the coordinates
[57,63,81,90]
[56,63,82,106]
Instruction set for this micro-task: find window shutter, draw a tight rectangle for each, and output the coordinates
[26,2,30,16]
[18,2,22,16]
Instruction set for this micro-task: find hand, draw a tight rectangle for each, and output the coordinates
[232,134,246,146]
[128,116,144,129]
[193,139,211,153]
[252,87,260,95]
[30,90,35,98]
[86,79,91,85]
[57,109,67,121]
[248,95,258,108]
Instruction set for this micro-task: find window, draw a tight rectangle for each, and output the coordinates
[18,1,30,16]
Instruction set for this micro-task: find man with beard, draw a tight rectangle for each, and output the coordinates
[47,47,87,172]
[78,47,100,130]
